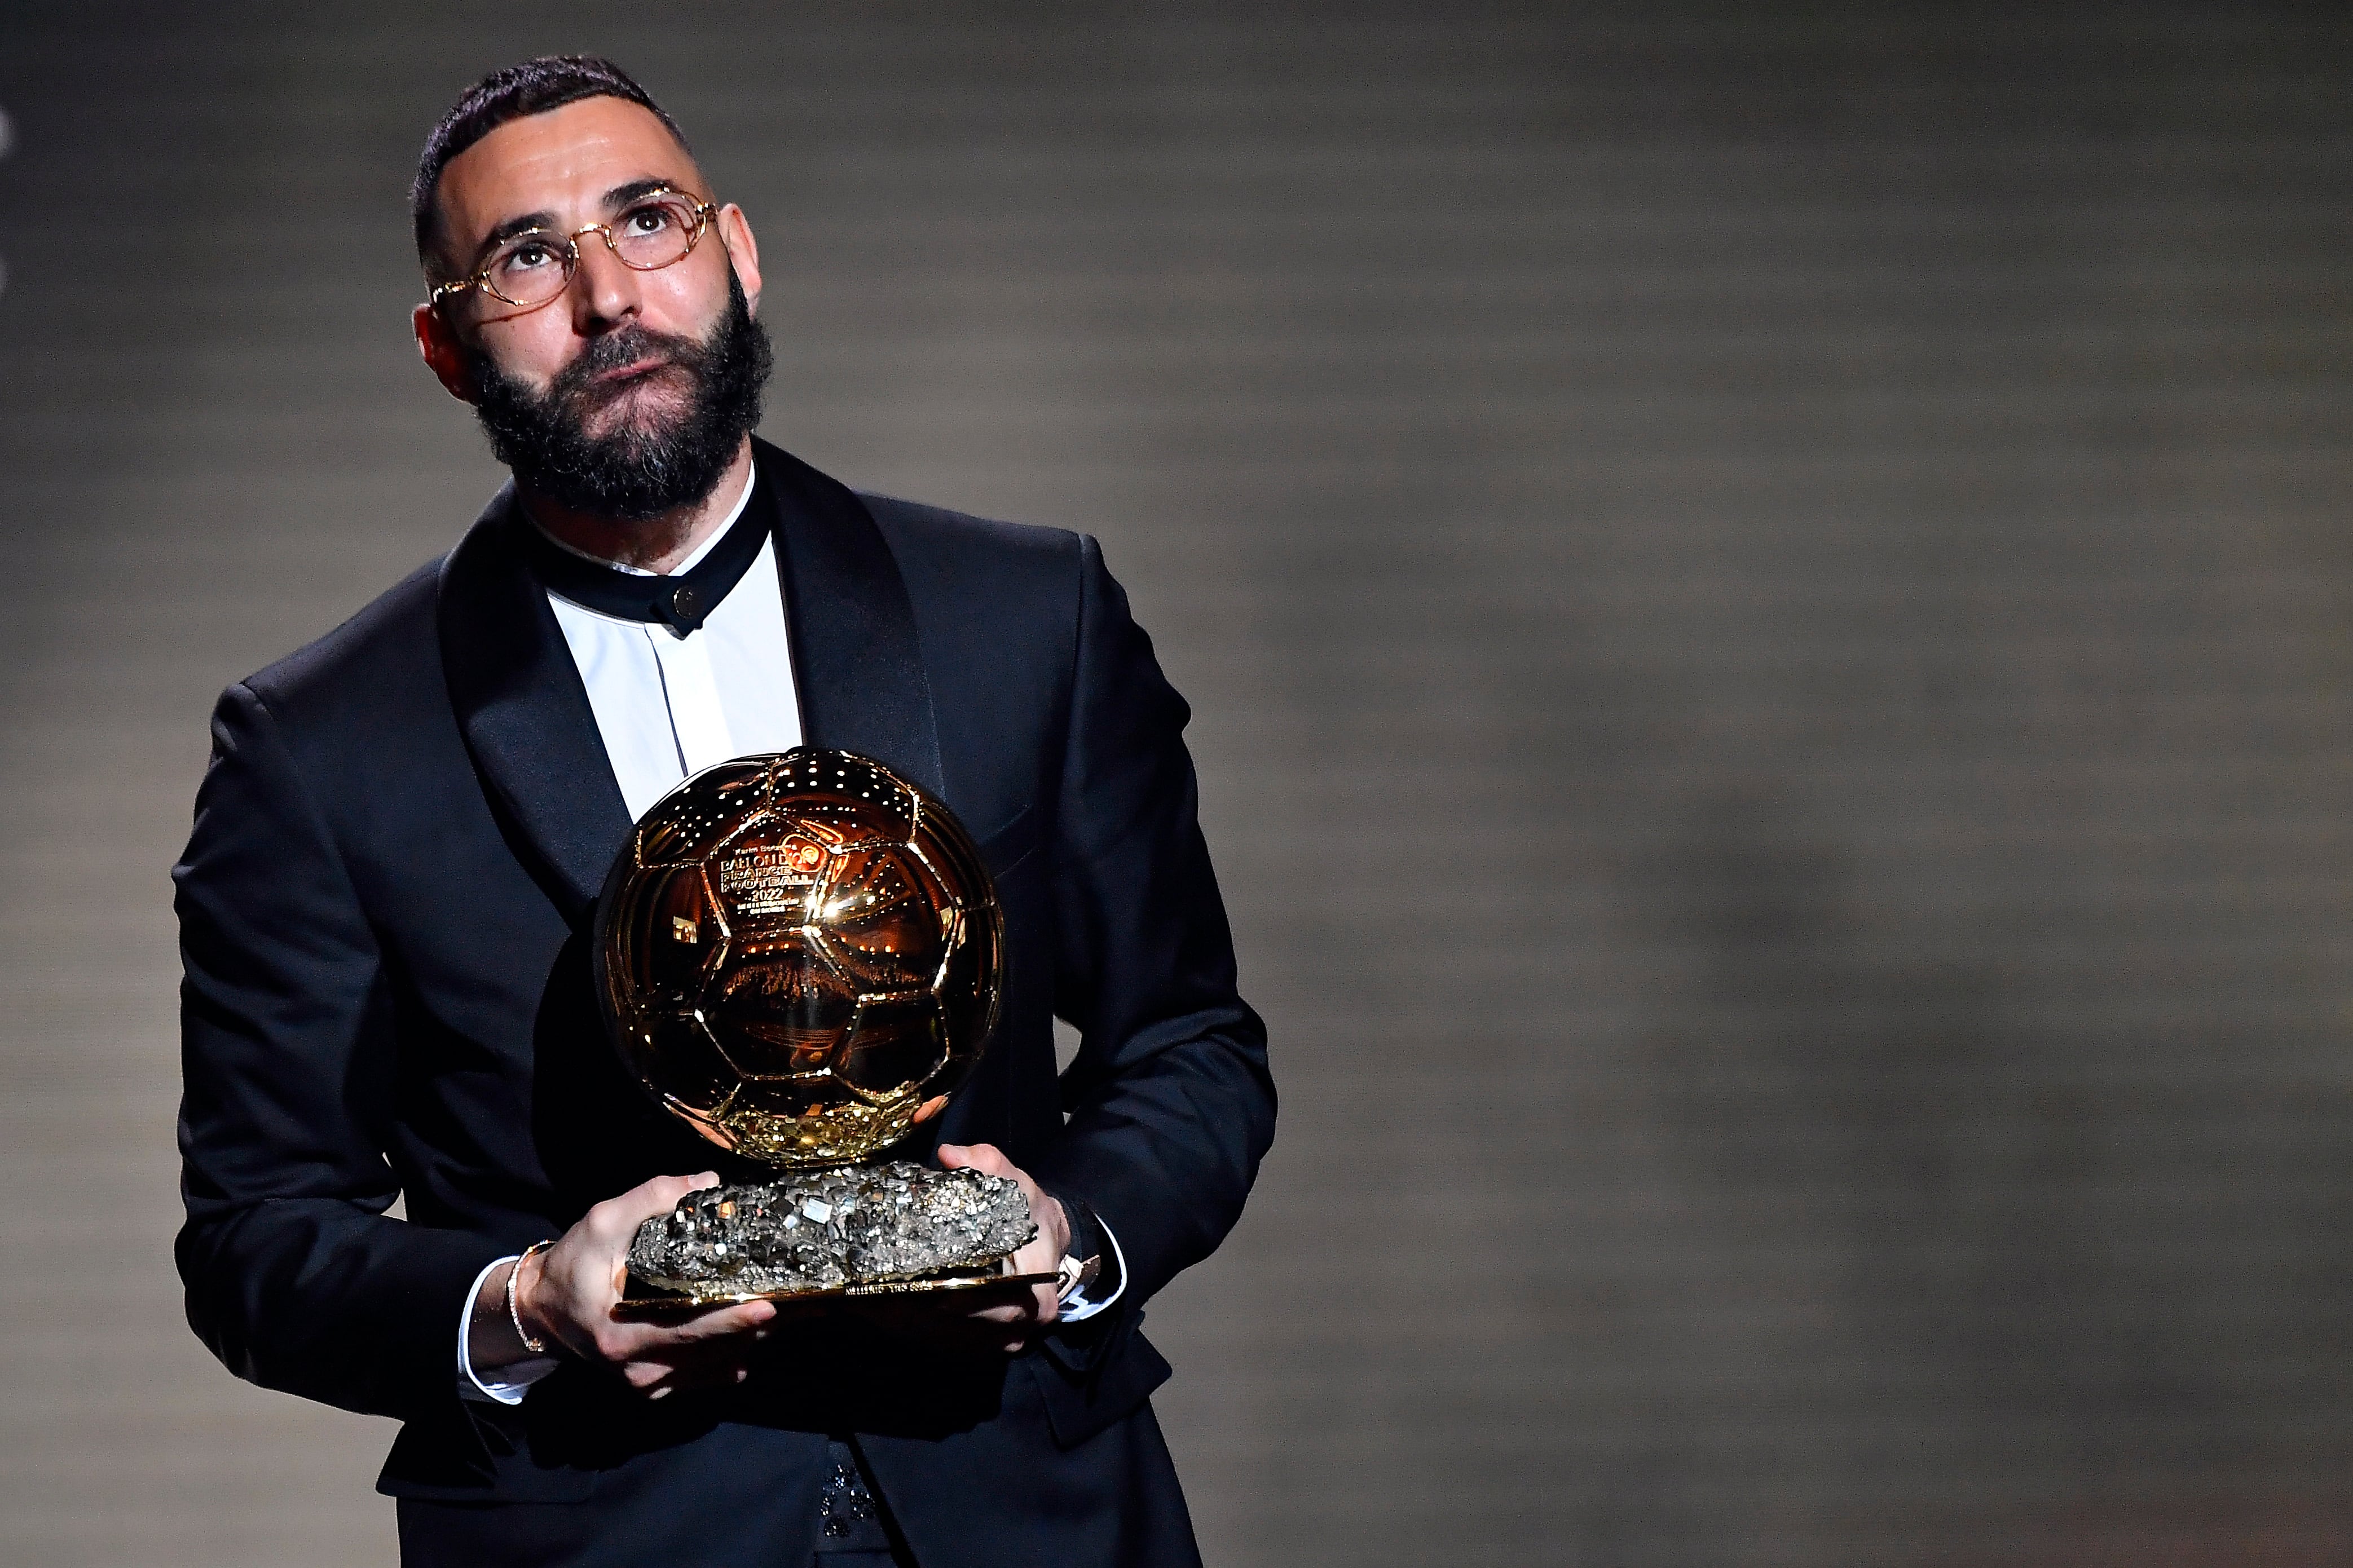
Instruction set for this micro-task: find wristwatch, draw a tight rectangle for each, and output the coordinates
[1046,1189,1112,1308]
[1055,1251,1101,1304]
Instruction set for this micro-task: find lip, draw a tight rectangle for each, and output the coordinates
[594,356,672,386]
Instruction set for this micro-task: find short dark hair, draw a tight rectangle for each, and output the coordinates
[411,55,690,270]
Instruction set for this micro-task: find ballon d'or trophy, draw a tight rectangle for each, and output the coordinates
[596,748,1053,1313]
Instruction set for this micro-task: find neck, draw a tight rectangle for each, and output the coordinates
[518,439,756,574]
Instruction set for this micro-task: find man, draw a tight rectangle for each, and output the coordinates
[173,56,1272,1568]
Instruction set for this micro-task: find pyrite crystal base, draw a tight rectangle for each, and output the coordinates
[620,1161,1049,1313]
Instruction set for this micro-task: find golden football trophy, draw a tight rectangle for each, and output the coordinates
[594,747,1050,1311]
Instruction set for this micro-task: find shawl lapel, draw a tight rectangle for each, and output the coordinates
[437,483,634,921]
[754,438,945,800]
[435,447,944,922]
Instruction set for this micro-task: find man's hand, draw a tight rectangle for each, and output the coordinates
[474,1172,781,1399]
[869,1143,1071,1356]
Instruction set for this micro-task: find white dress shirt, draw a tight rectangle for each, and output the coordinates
[458,466,1119,1403]
[544,470,802,816]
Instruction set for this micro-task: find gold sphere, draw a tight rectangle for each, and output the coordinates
[594,748,1003,1168]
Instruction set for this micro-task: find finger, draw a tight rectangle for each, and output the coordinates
[587,1171,724,1245]
[618,1330,768,1389]
[963,1280,1055,1327]
[938,1142,1011,1177]
[967,1303,1033,1327]
[591,1299,776,1364]
[661,1298,778,1345]
[632,1298,777,1350]
[1003,1234,1063,1314]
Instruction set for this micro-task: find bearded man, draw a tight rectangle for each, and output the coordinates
[171,56,1273,1568]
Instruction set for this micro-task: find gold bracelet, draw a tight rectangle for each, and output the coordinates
[506,1240,555,1355]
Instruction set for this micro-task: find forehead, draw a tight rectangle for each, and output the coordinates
[435,95,702,251]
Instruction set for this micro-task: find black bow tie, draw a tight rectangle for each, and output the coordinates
[510,482,769,634]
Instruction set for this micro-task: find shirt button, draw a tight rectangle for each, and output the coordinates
[670,584,703,625]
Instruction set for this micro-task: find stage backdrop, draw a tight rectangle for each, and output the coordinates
[2,4,2350,1565]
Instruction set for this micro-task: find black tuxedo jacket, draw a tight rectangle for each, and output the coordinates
[173,442,1274,1568]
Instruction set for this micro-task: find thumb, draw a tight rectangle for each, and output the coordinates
[605,1171,721,1234]
[940,1143,1011,1177]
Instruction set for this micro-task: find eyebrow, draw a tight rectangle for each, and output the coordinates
[469,178,691,262]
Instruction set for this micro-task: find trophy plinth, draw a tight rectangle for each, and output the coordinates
[595,749,1052,1314]
[619,1161,1041,1313]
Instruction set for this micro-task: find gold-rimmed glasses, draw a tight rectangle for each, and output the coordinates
[430,186,720,314]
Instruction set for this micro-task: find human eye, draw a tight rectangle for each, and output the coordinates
[622,201,675,236]
[494,235,558,273]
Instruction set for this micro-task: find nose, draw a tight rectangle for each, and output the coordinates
[569,231,641,333]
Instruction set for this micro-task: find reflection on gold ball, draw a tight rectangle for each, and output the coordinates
[595,748,1003,1168]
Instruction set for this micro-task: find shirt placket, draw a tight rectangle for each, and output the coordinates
[645,624,737,778]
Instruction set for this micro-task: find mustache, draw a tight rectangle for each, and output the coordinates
[549,325,704,403]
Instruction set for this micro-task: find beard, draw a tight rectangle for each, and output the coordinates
[467,268,773,521]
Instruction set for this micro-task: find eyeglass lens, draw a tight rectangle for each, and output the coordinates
[478,193,704,308]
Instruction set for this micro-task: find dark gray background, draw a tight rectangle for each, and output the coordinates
[3,3,2351,1564]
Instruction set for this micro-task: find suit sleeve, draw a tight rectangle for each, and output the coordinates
[1028,537,1276,1309]
[174,681,507,1421]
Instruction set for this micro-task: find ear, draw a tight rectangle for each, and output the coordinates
[412,300,475,404]
[716,203,763,316]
